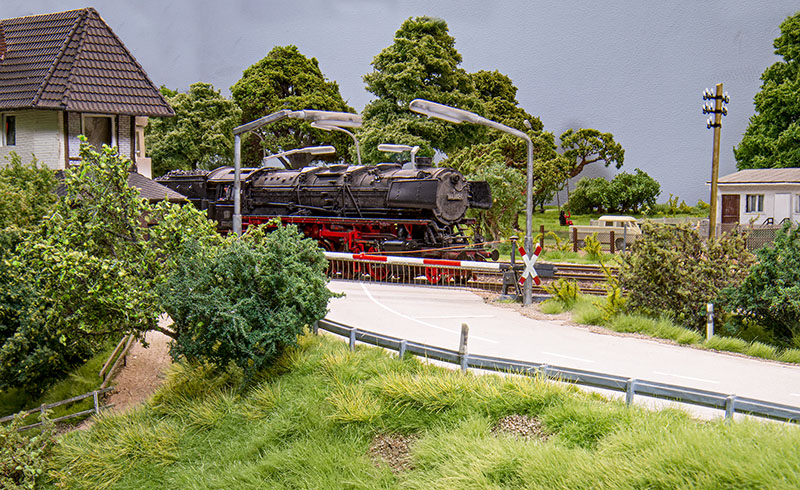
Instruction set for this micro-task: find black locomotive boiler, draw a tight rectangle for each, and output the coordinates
[156,161,494,264]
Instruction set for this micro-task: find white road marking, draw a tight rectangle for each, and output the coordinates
[360,283,499,344]
[414,314,495,319]
[541,351,595,363]
[652,371,720,384]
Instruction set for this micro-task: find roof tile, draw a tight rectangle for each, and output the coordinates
[0,8,173,116]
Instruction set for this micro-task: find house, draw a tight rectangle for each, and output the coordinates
[0,7,174,178]
[712,168,800,230]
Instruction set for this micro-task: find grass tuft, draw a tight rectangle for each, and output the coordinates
[327,384,382,423]
[609,313,702,345]
[571,299,605,326]
[540,300,565,314]
[703,336,749,354]
[745,341,779,360]
[778,348,800,364]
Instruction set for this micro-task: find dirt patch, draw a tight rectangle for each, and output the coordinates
[105,327,173,414]
[369,433,416,473]
[491,414,549,441]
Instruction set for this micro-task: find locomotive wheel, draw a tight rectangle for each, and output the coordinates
[425,267,442,284]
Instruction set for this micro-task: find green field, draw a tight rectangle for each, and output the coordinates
[45,332,800,489]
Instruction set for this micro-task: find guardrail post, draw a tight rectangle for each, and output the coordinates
[706,303,714,340]
[312,321,319,335]
[459,323,469,373]
[540,364,550,379]
[349,328,357,351]
[725,395,736,420]
[625,378,636,406]
[399,339,407,359]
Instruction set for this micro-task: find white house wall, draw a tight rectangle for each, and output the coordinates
[716,184,800,226]
[0,110,63,169]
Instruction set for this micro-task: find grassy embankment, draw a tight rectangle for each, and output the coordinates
[45,332,800,489]
[541,295,800,364]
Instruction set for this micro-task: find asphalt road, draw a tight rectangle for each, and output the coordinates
[326,280,800,414]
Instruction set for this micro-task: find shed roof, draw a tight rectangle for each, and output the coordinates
[127,172,186,202]
[0,8,173,117]
[715,168,800,185]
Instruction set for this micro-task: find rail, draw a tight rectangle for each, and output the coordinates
[0,387,115,431]
[314,318,800,423]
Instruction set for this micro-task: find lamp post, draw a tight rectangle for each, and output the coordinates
[377,143,420,168]
[232,110,362,235]
[262,145,336,169]
[310,121,362,166]
[408,98,535,306]
[702,84,729,239]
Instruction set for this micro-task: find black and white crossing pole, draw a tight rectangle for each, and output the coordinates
[702,83,729,239]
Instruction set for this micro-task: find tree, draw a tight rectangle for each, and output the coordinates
[0,141,220,392]
[158,224,334,376]
[146,83,242,177]
[567,169,660,214]
[618,222,755,331]
[231,45,356,168]
[719,223,800,342]
[360,16,485,163]
[734,12,800,169]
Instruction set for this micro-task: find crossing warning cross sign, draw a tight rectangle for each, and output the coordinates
[518,244,542,285]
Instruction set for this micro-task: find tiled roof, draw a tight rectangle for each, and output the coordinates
[716,168,800,184]
[127,171,186,202]
[0,8,173,116]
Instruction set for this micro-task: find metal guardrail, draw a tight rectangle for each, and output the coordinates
[315,318,800,423]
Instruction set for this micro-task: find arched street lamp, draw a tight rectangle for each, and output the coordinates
[310,121,362,166]
[408,98,535,306]
[232,110,362,235]
[262,145,336,169]
[378,143,420,168]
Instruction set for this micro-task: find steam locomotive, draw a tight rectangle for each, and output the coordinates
[155,160,495,263]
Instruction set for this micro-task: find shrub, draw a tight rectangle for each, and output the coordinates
[159,224,335,378]
[719,223,800,342]
[618,222,755,331]
[566,169,659,214]
[581,233,603,260]
[544,279,581,308]
[0,411,55,489]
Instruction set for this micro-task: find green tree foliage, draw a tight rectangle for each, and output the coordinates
[719,223,800,342]
[146,82,242,177]
[0,141,219,392]
[361,16,485,163]
[159,225,334,376]
[0,153,57,234]
[567,169,660,214]
[0,411,54,489]
[734,12,800,169]
[231,45,356,168]
[618,222,755,331]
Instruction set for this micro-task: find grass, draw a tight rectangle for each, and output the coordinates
[0,340,118,423]
[540,295,800,364]
[43,333,800,489]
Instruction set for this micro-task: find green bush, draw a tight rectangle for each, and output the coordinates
[566,169,659,214]
[159,225,335,378]
[619,222,754,331]
[544,279,581,308]
[719,223,800,342]
[0,412,54,489]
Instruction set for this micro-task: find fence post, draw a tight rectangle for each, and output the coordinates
[725,395,736,420]
[349,328,357,351]
[398,339,407,359]
[610,230,615,254]
[573,228,578,252]
[93,390,99,414]
[459,323,469,373]
[625,379,636,405]
[706,303,714,340]
[312,321,319,335]
[539,225,545,250]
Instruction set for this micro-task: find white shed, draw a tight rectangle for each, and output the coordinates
[712,168,800,230]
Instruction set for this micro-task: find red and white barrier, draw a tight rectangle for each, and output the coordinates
[323,251,506,272]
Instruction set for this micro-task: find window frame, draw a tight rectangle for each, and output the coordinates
[81,114,116,149]
[745,194,764,213]
[2,113,16,146]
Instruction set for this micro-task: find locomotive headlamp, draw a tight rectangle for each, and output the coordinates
[378,143,420,168]
[408,98,536,306]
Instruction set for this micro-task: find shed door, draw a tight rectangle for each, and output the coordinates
[721,195,740,224]
[775,193,790,224]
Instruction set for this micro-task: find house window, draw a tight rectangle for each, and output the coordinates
[745,194,764,213]
[2,115,15,146]
[82,115,115,150]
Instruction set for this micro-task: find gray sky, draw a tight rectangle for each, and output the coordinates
[7,1,799,204]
